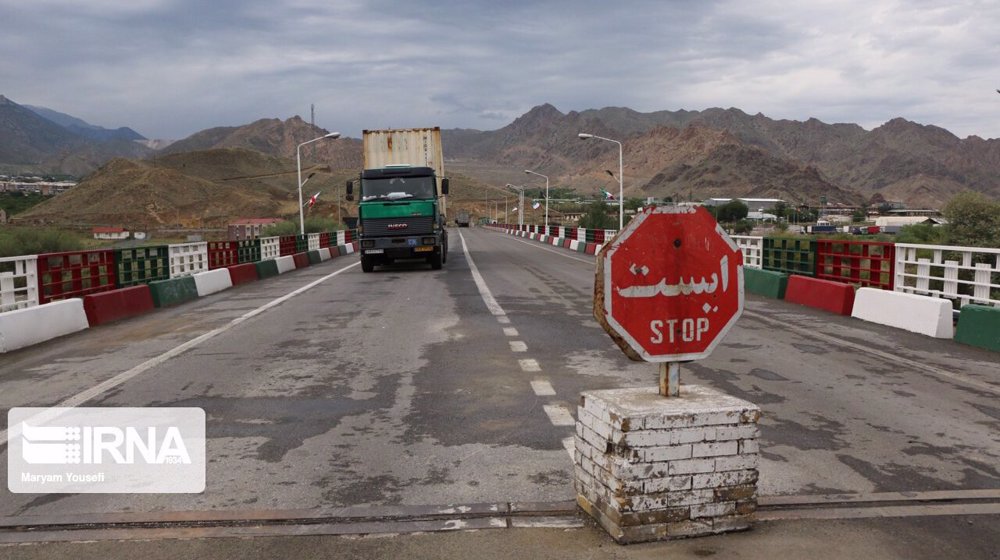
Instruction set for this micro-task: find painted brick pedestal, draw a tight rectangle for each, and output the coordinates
[574,385,761,544]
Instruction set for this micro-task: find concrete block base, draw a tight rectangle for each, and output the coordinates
[574,385,760,544]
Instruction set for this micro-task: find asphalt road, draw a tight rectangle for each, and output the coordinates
[0,226,997,555]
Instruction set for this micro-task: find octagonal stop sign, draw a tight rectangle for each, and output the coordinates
[595,206,745,362]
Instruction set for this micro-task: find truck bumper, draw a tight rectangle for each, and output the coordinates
[360,235,442,259]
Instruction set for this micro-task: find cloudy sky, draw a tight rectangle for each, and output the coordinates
[2,0,998,141]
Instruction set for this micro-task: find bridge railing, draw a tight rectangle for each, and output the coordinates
[260,237,281,260]
[37,249,117,304]
[731,236,763,269]
[816,239,895,290]
[168,242,208,278]
[0,229,358,316]
[0,255,38,312]
[895,243,1000,308]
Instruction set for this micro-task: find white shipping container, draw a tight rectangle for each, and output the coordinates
[362,127,444,184]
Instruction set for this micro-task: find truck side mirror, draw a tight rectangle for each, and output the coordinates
[441,178,449,195]
[345,180,354,201]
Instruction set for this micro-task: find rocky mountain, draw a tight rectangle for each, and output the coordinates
[0,95,152,176]
[161,116,362,171]
[25,104,145,142]
[442,104,1000,208]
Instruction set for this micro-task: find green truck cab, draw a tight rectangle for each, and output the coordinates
[347,165,449,272]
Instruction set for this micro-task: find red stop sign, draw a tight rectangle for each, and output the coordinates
[595,206,744,362]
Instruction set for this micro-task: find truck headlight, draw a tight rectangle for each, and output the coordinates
[422,237,436,245]
[362,240,375,248]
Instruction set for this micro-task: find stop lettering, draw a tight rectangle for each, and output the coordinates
[594,206,745,362]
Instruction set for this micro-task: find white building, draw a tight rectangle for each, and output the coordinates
[92,226,129,240]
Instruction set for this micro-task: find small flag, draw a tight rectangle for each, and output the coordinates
[600,189,615,201]
[532,201,541,210]
[306,191,321,208]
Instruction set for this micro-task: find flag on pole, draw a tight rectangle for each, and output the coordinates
[306,191,321,208]
[600,189,615,201]
[531,201,541,210]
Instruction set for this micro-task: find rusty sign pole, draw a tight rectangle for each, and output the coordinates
[659,362,680,397]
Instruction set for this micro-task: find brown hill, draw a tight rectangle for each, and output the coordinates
[443,104,1000,208]
[161,116,362,170]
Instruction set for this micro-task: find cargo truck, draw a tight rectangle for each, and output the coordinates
[347,128,449,272]
[455,210,471,227]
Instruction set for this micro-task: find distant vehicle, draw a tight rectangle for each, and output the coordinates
[455,210,471,227]
[348,128,449,272]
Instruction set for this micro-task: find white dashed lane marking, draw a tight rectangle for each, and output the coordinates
[519,359,541,372]
[503,327,519,337]
[543,404,576,426]
[531,379,556,396]
[509,341,528,352]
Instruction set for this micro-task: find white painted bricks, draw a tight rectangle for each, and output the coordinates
[574,385,760,544]
[852,287,954,338]
[192,269,233,297]
[0,299,90,353]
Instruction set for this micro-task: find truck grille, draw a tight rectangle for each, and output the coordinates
[363,216,434,237]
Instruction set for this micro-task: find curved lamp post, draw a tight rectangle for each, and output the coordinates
[506,183,526,226]
[297,132,340,234]
[524,169,549,227]
[578,133,623,230]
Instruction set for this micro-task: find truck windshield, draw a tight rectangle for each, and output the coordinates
[361,176,436,201]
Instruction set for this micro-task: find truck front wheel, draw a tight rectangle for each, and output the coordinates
[429,252,443,270]
[361,255,375,273]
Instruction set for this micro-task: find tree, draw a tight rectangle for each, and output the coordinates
[624,197,645,211]
[579,200,616,230]
[772,201,789,220]
[943,192,1000,248]
[716,200,749,223]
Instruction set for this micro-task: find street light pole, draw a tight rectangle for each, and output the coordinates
[506,184,526,227]
[297,132,341,235]
[578,133,624,230]
[524,169,549,227]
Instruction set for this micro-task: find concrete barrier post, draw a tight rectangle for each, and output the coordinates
[575,385,760,544]
[0,299,90,353]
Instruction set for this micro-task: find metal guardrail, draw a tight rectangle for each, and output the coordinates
[895,243,1000,308]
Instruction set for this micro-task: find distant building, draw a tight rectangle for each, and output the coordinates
[228,218,282,240]
[0,208,7,224]
[747,211,778,222]
[92,226,129,240]
[875,216,947,228]
[703,197,784,211]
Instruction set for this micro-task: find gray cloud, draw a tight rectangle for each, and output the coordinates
[1,0,997,140]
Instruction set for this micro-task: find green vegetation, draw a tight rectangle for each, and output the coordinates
[0,192,47,217]
[261,217,343,237]
[578,200,616,230]
[0,227,85,258]
[896,223,947,245]
[943,192,1000,248]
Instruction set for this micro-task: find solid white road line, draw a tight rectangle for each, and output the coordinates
[500,234,595,264]
[459,231,507,318]
[0,261,360,443]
